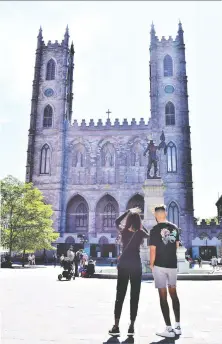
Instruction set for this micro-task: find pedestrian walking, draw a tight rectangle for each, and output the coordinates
[211,256,218,270]
[79,250,84,268]
[53,253,57,267]
[214,256,218,266]
[197,256,202,268]
[108,207,149,338]
[82,252,88,267]
[28,254,32,266]
[31,254,35,265]
[67,247,75,262]
[74,250,81,277]
[60,254,65,266]
[149,205,181,338]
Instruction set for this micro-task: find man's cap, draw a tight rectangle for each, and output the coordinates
[154,204,166,212]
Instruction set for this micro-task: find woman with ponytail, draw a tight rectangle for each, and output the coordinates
[108,207,149,338]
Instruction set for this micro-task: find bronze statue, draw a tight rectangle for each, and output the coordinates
[143,130,167,179]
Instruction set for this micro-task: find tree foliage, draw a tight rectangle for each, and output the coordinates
[194,216,219,225]
[1,175,58,259]
[205,216,219,225]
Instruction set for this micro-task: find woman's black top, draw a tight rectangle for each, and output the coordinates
[115,210,149,269]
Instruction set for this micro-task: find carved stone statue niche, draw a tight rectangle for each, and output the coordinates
[76,151,83,167]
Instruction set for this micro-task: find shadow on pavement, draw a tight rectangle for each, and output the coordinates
[149,335,180,344]
[121,336,134,343]
[11,265,47,269]
[103,336,179,344]
[103,337,120,343]
[103,337,135,344]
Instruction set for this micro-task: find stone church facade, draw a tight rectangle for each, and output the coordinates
[26,23,221,258]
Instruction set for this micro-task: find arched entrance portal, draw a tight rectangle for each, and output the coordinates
[94,195,119,258]
[126,194,144,219]
[98,236,110,257]
[65,236,75,244]
[66,195,89,233]
[57,236,79,256]
[65,236,75,252]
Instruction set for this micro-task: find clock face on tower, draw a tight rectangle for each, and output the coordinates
[164,85,175,94]
[44,88,54,97]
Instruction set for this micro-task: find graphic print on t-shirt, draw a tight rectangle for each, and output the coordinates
[160,228,178,245]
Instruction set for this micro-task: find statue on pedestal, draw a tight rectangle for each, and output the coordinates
[143,131,167,179]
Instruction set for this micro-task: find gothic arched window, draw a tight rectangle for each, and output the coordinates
[165,101,175,126]
[43,105,53,128]
[163,55,173,77]
[75,203,88,227]
[167,142,177,172]
[168,202,179,227]
[46,59,56,80]
[40,144,50,174]
[103,203,116,227]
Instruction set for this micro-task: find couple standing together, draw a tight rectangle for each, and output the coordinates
[109,205,181,339]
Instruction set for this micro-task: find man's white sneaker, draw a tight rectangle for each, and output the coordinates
[174,326,182,335]
[156,327,175,338]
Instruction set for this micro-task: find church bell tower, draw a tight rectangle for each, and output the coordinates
[25,27,74,233]
[149,22,194,246]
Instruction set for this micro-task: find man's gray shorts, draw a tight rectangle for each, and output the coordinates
[152,265,177,289]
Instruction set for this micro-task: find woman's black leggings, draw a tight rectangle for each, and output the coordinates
[114,266,142,322]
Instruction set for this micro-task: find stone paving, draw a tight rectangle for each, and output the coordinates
[0,266,222,344]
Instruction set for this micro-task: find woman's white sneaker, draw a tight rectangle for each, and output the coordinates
[174,325,182,335]
[156,327,175,338]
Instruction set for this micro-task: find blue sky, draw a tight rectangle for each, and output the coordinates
[0,1,221,219]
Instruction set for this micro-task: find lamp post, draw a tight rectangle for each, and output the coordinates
[204,236,208,260]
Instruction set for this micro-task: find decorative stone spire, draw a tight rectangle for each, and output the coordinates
[64,25,69,46]
[151,21,155,35]
[177,20,184,44]
[150,21,157,47]
[70,41,75,55]
[37,26,43,48]
[38,26,42,38]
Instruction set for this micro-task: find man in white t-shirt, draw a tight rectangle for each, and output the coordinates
[67,248,75,262]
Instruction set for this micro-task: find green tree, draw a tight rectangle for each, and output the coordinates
[1,176,24,255]
[194,216,219,225]
[205,216,219,225]
[1,175,59,266]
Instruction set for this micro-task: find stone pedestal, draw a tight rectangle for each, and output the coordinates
[140,178,165,273]
[177,246,189,273]
[140,242,150,273]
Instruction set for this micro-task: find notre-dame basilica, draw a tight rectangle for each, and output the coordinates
[26,23,222,258]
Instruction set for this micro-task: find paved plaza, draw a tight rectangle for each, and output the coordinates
[1,267,222,344]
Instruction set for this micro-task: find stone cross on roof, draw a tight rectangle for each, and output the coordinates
[106,109,112,119]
